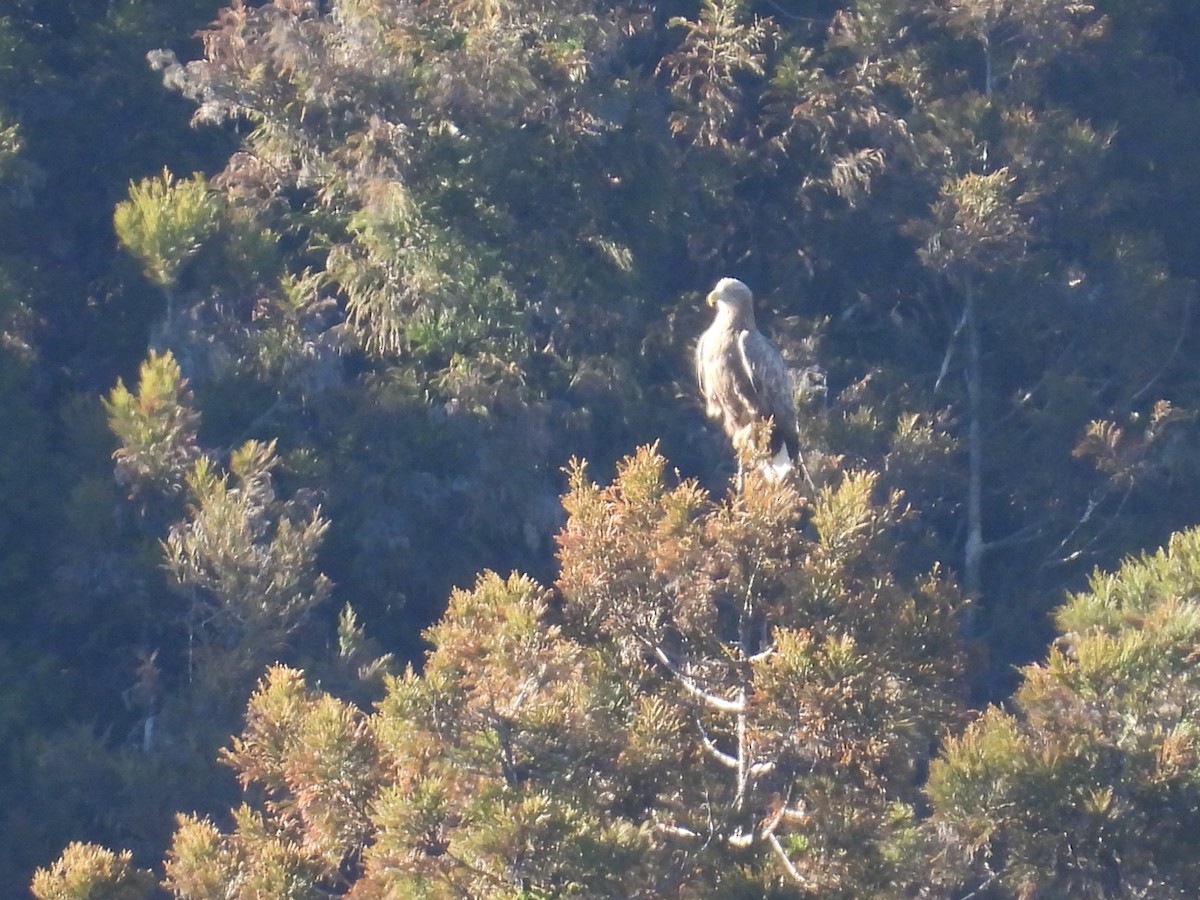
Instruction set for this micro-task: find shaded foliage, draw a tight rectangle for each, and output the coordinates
[8,0,1200,892]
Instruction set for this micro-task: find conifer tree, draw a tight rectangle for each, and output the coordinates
[927,525,1200,897]
[163,437,331,713]
[555,444,965,894]
[103,349,200,525]
[152,445,965,898]
[30,841,156,900]
[136,0,1200,662]
[101,347,335,723]
[114,168,221,318]
[20,0,1200,890]
[8,349,340,890]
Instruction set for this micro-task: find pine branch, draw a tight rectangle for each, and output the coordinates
[651,645,746,713]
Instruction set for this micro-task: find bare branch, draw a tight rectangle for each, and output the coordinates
[934,303,969,394]
[652,645,746,713]
[761,794,805,838]
[956,870,1000,900]
[654,822,702,841]
[747,645,776,663]
[735,690,748,811]
[767,832,813,888]
[695,715,739,769]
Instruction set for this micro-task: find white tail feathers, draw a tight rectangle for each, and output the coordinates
[759,444,793,483]
[754,442,816,489]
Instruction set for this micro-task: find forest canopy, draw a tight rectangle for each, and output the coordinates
[4,0,1200,896]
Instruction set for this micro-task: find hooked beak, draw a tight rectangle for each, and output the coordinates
[705,290,717,307]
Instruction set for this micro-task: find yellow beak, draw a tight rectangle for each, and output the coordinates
[705,291,717,307]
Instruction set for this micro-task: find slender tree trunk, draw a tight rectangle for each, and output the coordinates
[983,32,994,98]
[963,280,984,605]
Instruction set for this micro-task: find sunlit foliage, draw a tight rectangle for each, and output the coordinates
[30,842,156,900]
[928,526,1200,898]
[163,437,332,707]
[103,350,200,514]
[12,0,1200,893]
[151,446,965,897]
[114,169,220,295]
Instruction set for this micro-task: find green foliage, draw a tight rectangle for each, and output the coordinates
[30,842,156,900]
[113,168,220,293]
[558,447,965,895]
[934,0,1098,98]
[165,806,323,900]
[148,0,639,370]
[662,0,775,151]
[334,602,395,688]
[142,447,965,898]
[162,667,373,897]
[331,180,525,360]
[918,168,1031,276]
[220,665,379,878]
[164,438,332,706]
[162,815,235,899]
[927,526,1200,897]
[103,349,200,510]
[0,112,21,182]
[365,570,655,897]
[12,0,1200,892]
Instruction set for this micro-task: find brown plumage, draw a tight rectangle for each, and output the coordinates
[696,278,799,478]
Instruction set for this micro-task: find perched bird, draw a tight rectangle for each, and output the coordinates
[695,277,801,482]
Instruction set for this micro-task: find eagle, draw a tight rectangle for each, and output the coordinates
[695,277,802,482]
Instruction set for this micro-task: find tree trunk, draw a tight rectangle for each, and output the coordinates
[963,280,984,606]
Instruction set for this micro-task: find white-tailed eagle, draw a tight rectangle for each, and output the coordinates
[696,277,801,481]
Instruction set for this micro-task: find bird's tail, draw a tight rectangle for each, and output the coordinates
[760,444,793,484]
[756,440,816,489]
[735,420,812,486]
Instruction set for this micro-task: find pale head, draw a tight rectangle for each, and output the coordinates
[706,277,754,321]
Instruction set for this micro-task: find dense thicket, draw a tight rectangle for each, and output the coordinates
[0,0,236,885]
[6,0,1200,894]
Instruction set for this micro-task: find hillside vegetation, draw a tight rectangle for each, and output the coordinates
[4,0,1200,895]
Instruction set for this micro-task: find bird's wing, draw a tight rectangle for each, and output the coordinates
[739,329,798,433]
[695,327,726,419]
[723,328,763,414]
[695,328,711,400]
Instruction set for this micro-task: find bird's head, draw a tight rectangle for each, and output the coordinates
[707,277,753,312]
